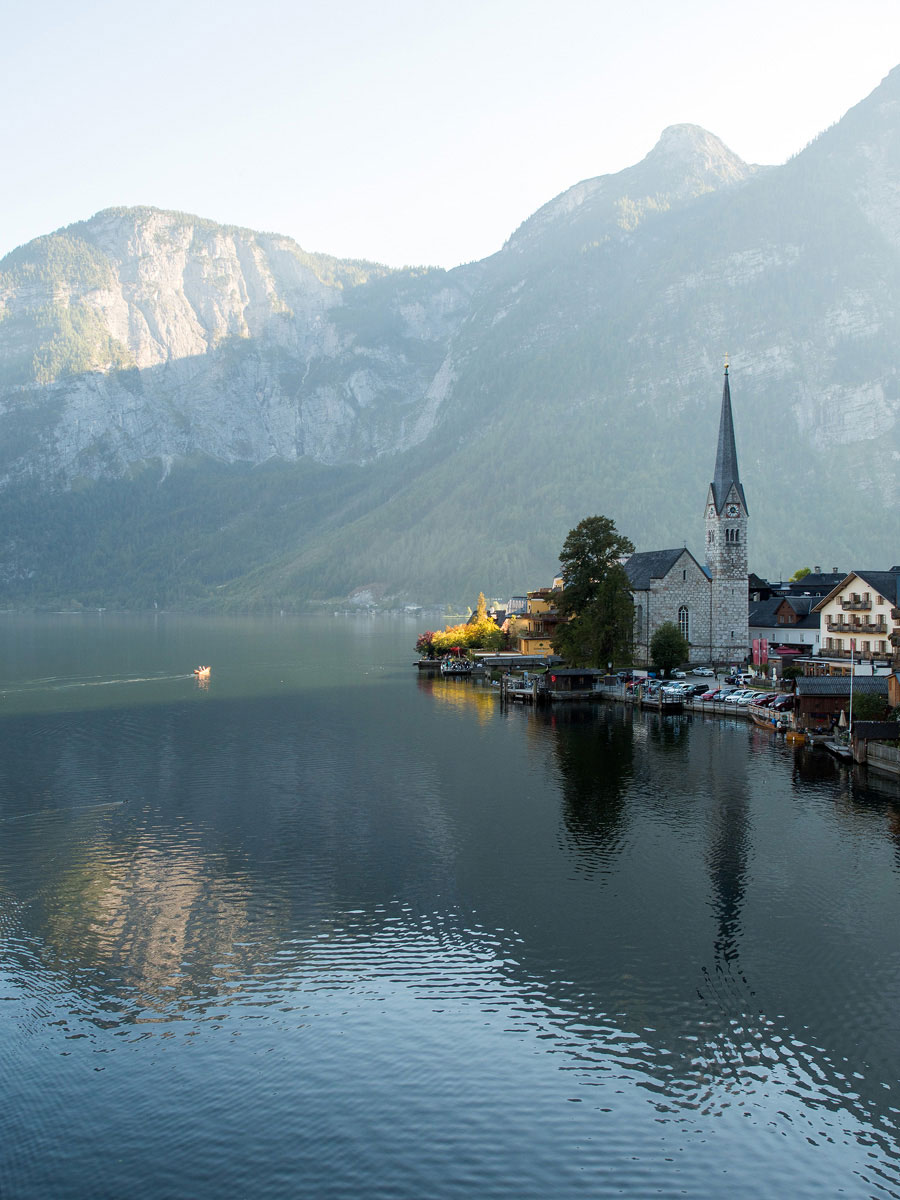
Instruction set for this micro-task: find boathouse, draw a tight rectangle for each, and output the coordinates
[795,675,889,730]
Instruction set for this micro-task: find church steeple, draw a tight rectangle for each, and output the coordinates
[704,361,749,662]
[710,363,747,514]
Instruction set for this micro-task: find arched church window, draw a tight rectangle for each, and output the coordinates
[678,605,689,642]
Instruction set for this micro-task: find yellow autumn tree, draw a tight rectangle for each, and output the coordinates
[419,594,506,656]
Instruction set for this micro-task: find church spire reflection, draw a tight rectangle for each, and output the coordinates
[704,738,751,967]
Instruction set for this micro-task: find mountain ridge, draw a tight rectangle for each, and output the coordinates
[0,67,899,607]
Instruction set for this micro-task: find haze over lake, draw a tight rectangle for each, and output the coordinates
[1,614,899,1199]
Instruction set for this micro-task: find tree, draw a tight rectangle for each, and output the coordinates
[848,693,889,721]
[781,663,803,691]
[553,515,634,667]
[650,622,689,677]
[415,592,506,658]
[789,567,812,582]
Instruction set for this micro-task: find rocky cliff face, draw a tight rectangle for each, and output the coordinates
[0,209,474,481]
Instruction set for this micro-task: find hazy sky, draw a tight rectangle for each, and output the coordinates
[4,1,900,268]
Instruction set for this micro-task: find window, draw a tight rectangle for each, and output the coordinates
[678,605,689,642]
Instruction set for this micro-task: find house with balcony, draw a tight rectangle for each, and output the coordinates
[512,585,566,657]
[810,568,900,675]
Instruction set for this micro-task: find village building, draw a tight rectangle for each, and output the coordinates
[749,594,821,667]
[512,586,565,656]
[625,365,749,666]
[795,675,890,730]
[809,569,900,675]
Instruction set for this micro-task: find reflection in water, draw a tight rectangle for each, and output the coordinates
[417,673,498,724]
[548,704,634,876]
[705,735,750,966]
[3,618,900,1199]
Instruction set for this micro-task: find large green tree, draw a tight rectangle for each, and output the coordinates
[552,516,634,667]
[649,622,689,677]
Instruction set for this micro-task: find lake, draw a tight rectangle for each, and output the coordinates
[1,613,899,1199]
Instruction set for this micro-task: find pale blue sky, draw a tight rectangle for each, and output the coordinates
[4,0,900,268]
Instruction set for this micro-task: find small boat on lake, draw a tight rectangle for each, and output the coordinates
[748,695,795,732]
[193,665,211,679]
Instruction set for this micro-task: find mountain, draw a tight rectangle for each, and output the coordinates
[1,69,900,610]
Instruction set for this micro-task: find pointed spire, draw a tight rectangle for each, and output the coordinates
[710,362,747,512]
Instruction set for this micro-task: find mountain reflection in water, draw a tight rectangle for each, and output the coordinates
[1,615,900,1200]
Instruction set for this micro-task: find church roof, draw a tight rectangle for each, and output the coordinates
[710,365,748,514]
[624,547,707,591]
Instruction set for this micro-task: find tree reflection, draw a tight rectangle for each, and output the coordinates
[548,705,634,876]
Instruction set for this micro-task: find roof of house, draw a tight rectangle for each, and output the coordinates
[783,596,817,617]
[749,599,781,627]
[852,721,900,741]
[749,596,819,628]
[783,573,845,595]
[814,567,900,611]
[624,547,709,591]
[797,676,889,697]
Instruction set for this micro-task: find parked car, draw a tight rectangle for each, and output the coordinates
[684,683,710,697]
[699,688,723,701]
[693,667,714,677]
[724,689,755,705]
[672,670,686,679]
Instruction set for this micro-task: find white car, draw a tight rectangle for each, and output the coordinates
[693,667,714,676]
[724,689,755,705]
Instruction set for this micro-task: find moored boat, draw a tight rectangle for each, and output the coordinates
[748,702,783,730]
[748,694,795,731]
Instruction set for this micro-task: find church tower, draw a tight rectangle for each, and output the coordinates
[704,363,749,662]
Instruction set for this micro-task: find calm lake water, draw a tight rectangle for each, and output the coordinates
[2,613,900,1199]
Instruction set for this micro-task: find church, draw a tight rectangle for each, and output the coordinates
[625,365,750,666]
